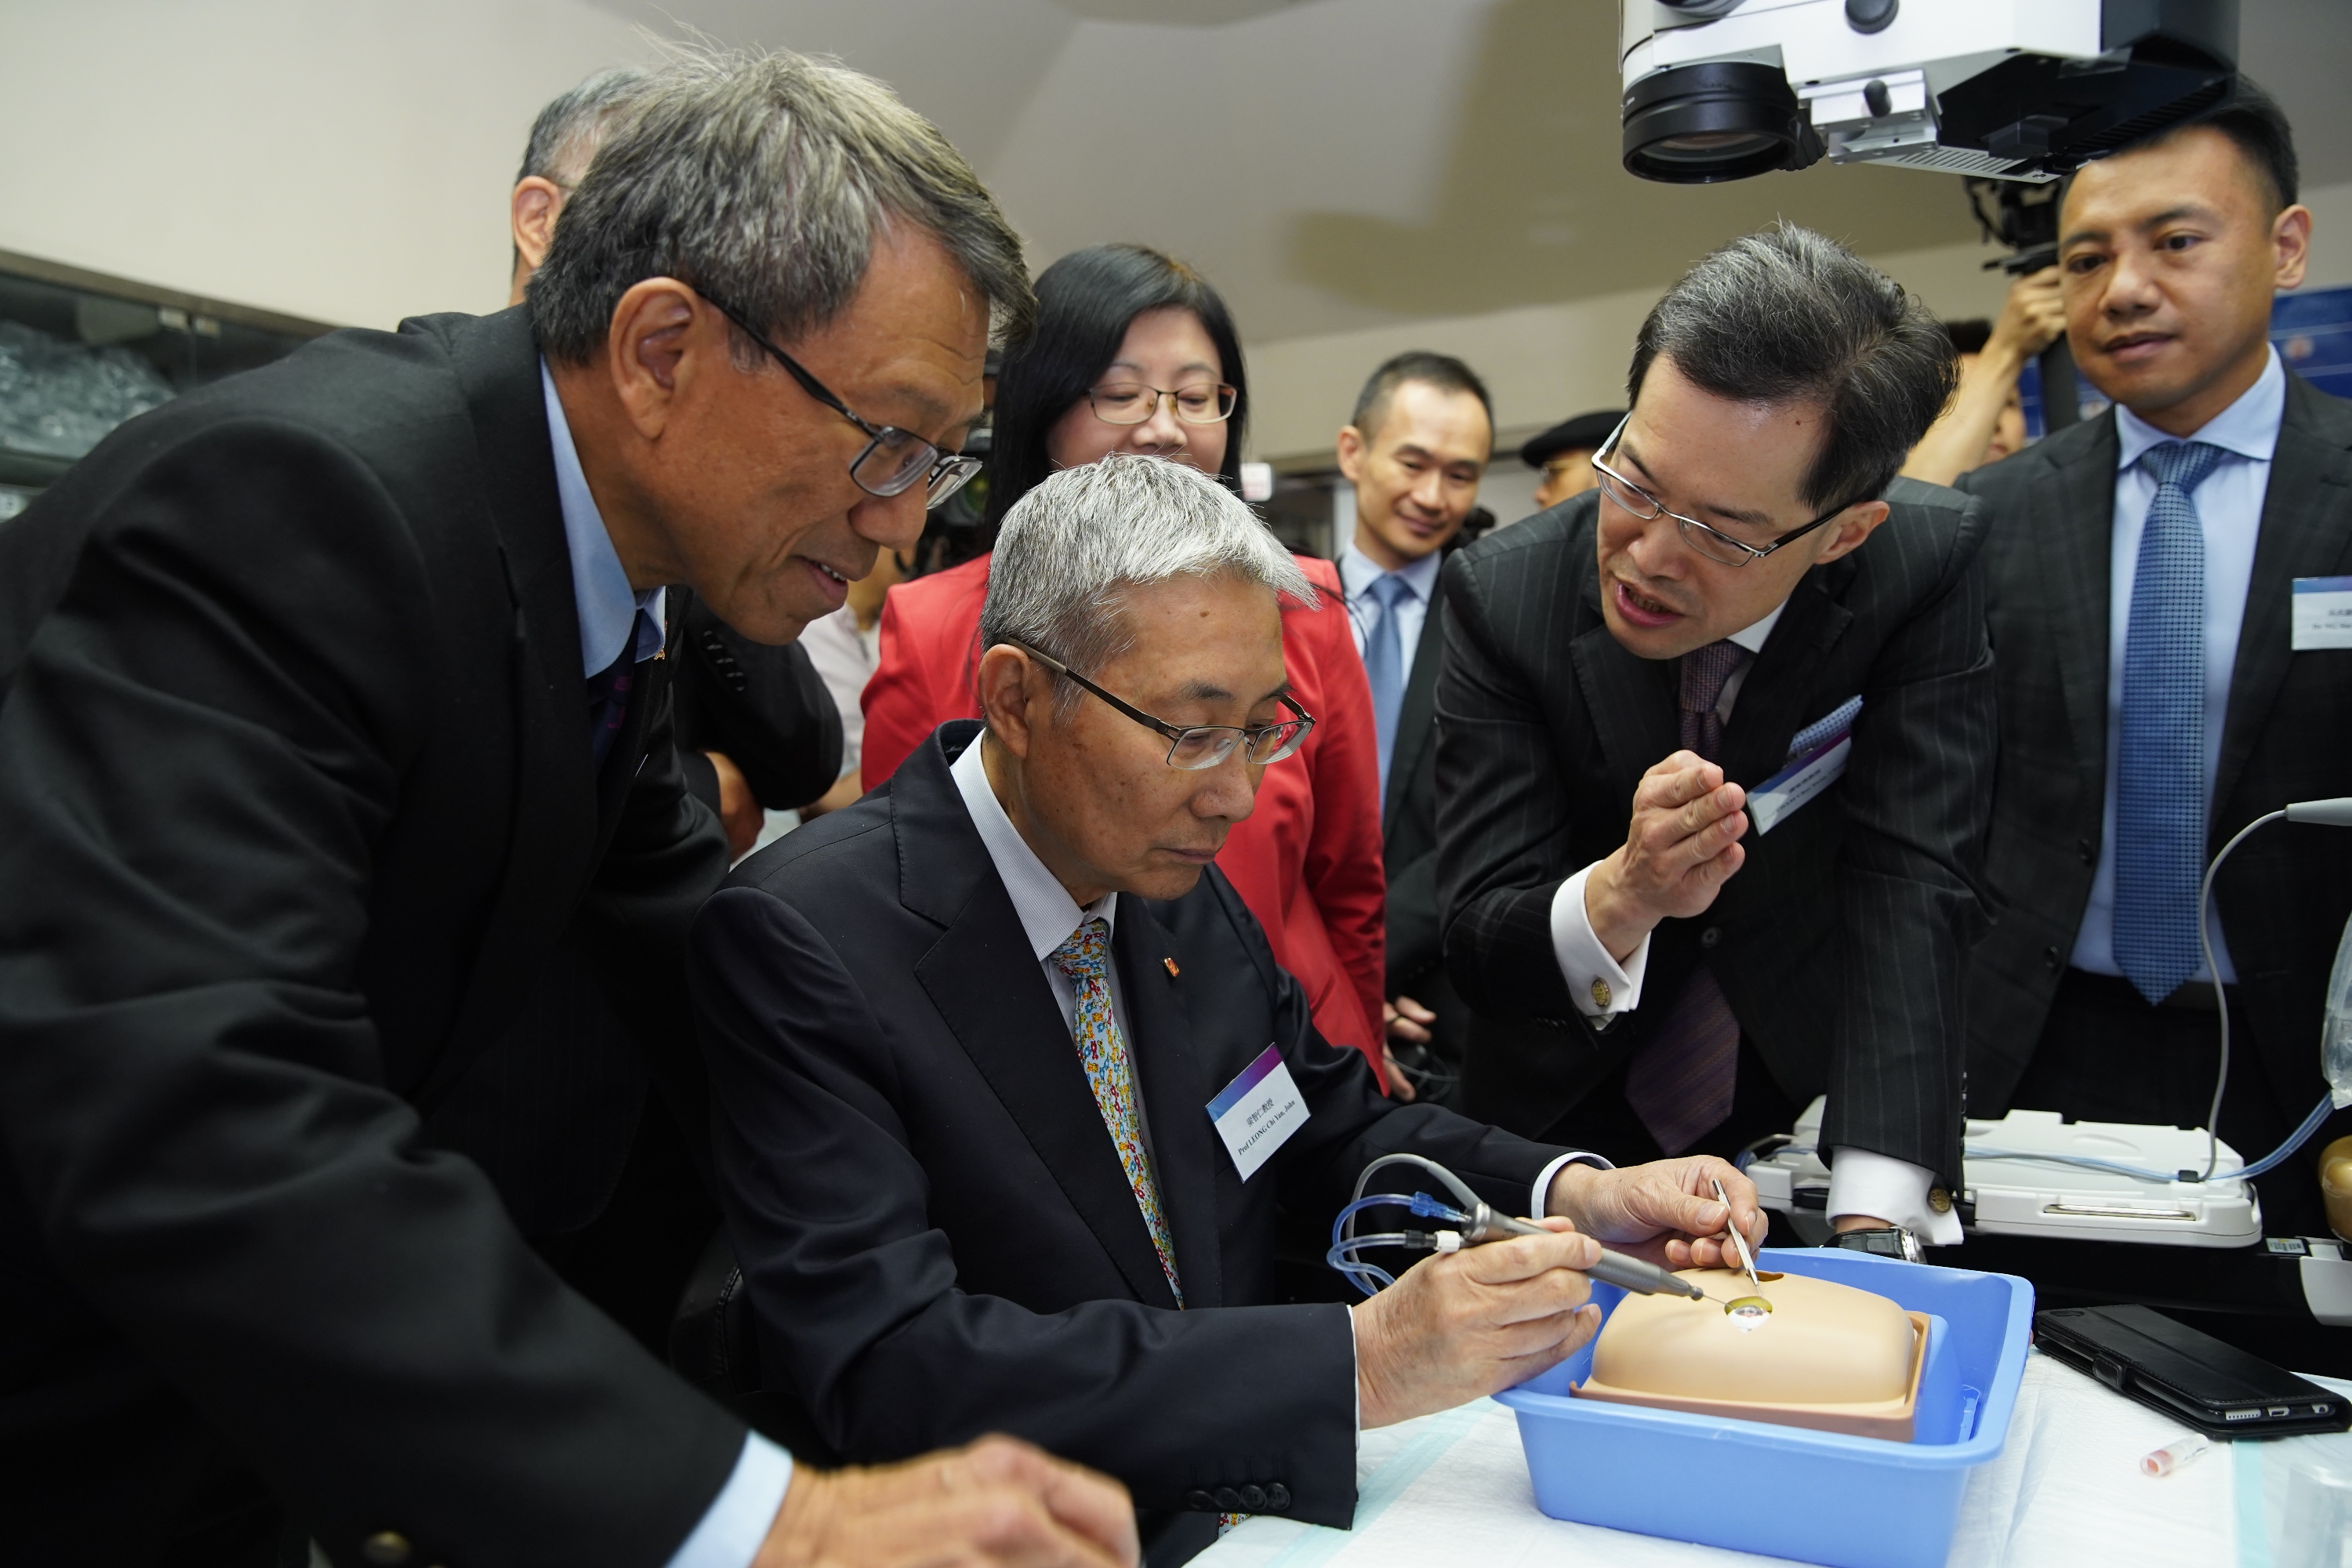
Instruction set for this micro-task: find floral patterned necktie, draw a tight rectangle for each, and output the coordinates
[1049,918,1182,1305]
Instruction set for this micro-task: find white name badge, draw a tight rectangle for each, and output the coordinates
[1206,1044,1309,1181]
[2292,575,2352,651]
[1748,731,1853,835]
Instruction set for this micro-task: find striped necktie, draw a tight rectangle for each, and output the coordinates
[2114,440,2227,1005]
[1624,639,1752,1156]
[1050,918,1182,1305]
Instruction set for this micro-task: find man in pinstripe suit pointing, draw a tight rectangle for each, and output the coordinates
[1437,223,1998,1255]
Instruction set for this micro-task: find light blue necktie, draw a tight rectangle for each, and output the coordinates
[1363,574,1414,797]
[2114,440,2227,1005]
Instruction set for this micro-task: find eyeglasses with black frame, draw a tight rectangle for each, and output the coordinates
[1087,382,1239,428]
[697,289,983,510]
[1590,415,1852,567]
[1008,640,1314,771]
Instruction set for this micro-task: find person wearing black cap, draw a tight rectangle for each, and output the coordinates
[1523,409,1625,510]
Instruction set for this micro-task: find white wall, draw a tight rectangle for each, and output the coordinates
[0,0,648,328]
[1247,180,2352,465]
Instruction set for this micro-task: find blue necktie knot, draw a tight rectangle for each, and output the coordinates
[2142,440,2227,495]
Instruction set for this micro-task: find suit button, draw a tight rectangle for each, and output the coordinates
[1699,926,1721,949]
[2076,838,2095,866]
[1265,1483,1292,1512]
[1185,1489,1215,1512]
[1214,1486,1244,1511]
[2043,946,2062,974]
[1240,1485,1267,1511]
[361,1534,412,1566]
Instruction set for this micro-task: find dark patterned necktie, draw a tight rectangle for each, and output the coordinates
[586,647,637,772]
[1624,640,1752,1155]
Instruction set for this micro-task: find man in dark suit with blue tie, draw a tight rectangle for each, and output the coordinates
[1438,223,1998,1262]
[1956,82,2352,1236]
[1330,351,1497,1102]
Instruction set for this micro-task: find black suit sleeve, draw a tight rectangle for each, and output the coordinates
[1817,493,1997,1182]
[1432,550,1587,1024]
[692,881,1365,1524]
[0,424,742,1566]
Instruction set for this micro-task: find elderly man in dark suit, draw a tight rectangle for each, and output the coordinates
[1957,82,2352,1234]
[692,452,1767,1568]
[0,46,1140,1568]
[1438,223,1996,1262]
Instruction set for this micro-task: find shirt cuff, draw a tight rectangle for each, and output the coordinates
[1531,1149,1616,1221]
[1548,865,1649,1017]
[1827,1147,1964,1247]
[664,1432,794,1568]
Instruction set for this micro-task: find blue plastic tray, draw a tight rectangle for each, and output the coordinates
[1494,1248,2034,1568]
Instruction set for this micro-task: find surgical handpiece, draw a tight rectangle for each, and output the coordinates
[1452,1204,1708,1301]
[1327,1153,1722,1302]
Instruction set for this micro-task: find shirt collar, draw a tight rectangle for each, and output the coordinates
[542,358,665,675]
[1725,597,1785,655]
[950,731,1117,962]
[2114,343,2285,474]
[1339,539,1444,604]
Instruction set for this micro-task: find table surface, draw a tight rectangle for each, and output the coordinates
[1196,1352,2352,1568]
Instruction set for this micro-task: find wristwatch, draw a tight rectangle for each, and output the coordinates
[1823,1225,1924,1264]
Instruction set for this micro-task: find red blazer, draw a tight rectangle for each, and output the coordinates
[862,552,1390,1081]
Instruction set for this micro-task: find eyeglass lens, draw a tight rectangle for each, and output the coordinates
[1091,383,1237,427]
[1167,720,1311,771]
[1595,466,1765,567]
[850,430,981,509]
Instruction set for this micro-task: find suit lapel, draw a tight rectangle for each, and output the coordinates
[1714,559,1854,792]
[414,310,598,1109]
[1383,593,1447,830]
[2214,376,2352,826]
[1113,898,1225,1310]
[2042,416,2122,800]
[902,728,1182,1310]
[1568,565,1678,811]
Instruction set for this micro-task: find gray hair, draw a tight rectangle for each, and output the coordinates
[1628,221,1956,512]
[530,45,1033,364]
[981,455,1316,716]
[517,66,652,188]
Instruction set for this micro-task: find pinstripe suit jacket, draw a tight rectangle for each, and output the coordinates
[1955,374,2352,1120]
[1435,483,1995,1183]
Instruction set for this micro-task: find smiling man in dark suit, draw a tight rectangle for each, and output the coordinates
[0,46,1142,1568]
[1957,82,2352,1232]
[1330,350,1497,1102]
[692,452,1767,1568]
[1438,223,1996,1261]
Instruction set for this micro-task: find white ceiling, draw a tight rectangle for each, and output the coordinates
[576,0,2352,346]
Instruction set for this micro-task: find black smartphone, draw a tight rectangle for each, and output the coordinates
[2035,1305,2352,1439]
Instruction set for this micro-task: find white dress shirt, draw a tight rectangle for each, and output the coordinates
[1339,541,1444,681]
[546,359,794,1568]
[1541,597,1955,1242]
[2069,347,2285,986]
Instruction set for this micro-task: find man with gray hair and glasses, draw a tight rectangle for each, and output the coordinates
[692,452,1767,1567]
[0,45,1137,1568]
[1439,223,1995,1267]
